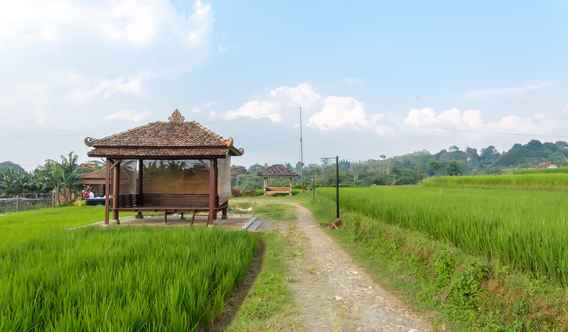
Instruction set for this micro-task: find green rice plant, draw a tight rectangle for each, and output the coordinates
[422,173,568,190]
[0,206,108,250]
[509,167,568,175]
[0,227,256,331]
[310,187,568,285]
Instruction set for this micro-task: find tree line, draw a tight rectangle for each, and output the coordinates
[232,140,568,189]
[0,152,84,204]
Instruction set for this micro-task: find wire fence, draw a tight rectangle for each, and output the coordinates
[0,194,54,214]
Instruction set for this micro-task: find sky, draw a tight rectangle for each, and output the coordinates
[1,1,568,169]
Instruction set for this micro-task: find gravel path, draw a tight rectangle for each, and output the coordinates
[287,203,431,332]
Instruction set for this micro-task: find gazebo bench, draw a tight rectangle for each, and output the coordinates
[264,186,292,196]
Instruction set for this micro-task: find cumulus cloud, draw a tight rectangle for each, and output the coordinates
[225,101,282,123]
[308,96,368,130]
[223,83,389,135]
[404,107,543,134]
[0,0,213,48]
[105,110,151,123]
[405,108,483,130]
[0,0,213,133]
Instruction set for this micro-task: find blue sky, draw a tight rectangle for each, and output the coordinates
[1,1,567,169]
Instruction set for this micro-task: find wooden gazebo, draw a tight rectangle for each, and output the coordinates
[85,110,244,225]
[261,165,297,196]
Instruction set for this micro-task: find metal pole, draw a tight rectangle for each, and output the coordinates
[312,176,316,201]
[299,106,304,178]
[336,156,340,219]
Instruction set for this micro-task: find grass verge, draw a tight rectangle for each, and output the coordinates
[297,194,568,331]
[231,198,296,221]
[226,231,300,331]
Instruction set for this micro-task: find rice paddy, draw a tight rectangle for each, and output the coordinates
[422,173,568,190]
[313,186,568,285]
[0,207,257,331]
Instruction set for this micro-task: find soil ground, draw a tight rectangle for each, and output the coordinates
[282,203,431,332]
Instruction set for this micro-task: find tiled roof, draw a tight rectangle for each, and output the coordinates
[85,110,244,158]
[261,164,298,177]
[80,168,106,179]
[87,147,230,158]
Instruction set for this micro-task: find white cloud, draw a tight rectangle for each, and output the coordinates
[0,0,213,48]
[185,0,214,48]
[269,83,321,109]
[68,75,145,103]
[465,82,550,99]
[405,108,483,130]
[223,83,389,135]
[105,110,151,123]
[404,107,543,134]
[487,115,541,132]
[308,96,368,130]
[225,101,282,122]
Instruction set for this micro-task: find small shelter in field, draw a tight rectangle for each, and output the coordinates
[261,165,297,196]
[84,110,244,225]
[80,168,108,197]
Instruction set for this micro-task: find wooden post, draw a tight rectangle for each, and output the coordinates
[289,177,293,196]
[136,159,144,219]
[208,159,218,225]
[104,159,111,225]
[112,160,121,224]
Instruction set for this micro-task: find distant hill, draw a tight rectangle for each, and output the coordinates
[0,161,25,173]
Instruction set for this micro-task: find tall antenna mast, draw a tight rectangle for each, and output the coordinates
[299,106,304,177]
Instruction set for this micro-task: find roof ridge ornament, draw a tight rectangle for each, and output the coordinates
[169,109,185,124]
[84,137,96,147]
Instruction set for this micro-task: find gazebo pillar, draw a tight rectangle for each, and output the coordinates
[289,177,293,196]
[136,159,144,219]
[104,158,111,225]
[112,160,121,224]
[208,159,218,225]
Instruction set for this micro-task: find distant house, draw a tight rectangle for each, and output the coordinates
[537,161,558,169]
[260,165,297,196]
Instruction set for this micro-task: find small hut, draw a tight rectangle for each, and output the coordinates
[261,165,297,196]
[84,110,244,225]
[80,168,108,197]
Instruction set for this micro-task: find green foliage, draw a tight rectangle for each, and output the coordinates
[0,206,257,330]
[0,228,256,331]
[306,187,568,285]
[227,233,298,331]
[0,152,83,200]
[0,161,25,173]
[509,167,568,175]
[0,206,107,250]
[253,204,296,221]
[422,173,568,190]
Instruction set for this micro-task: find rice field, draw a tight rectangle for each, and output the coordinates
[422,173,568,190]
[0,207,257,330]
[313,187,568,285]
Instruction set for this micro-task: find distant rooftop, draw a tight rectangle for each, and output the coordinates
[261,164,298,177]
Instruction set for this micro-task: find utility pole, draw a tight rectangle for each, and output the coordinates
[299,106,304,178]
[335,156,340,220]
[321,156,341,222]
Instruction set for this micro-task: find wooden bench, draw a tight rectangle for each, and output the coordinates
[264,186,292,196]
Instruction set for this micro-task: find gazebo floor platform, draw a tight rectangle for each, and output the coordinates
[97,214,252,229]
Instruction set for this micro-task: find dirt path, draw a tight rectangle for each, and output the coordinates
[285,203,431,332]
